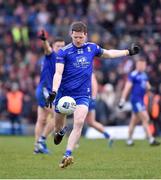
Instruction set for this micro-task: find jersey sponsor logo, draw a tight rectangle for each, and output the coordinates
[73,56,90,68]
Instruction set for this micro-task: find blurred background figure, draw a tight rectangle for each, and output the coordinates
[119,58,160,146]
[96,83,116,125]
[144,89,161,137]
[34,31,65,154]
[6,82,24,135]
[85,74,114,146]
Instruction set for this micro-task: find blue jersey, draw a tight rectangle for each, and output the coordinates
[128,70,148,102]
[38,51,56,91]
[56,42,103,97]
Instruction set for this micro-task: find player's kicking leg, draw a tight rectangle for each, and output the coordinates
[59,105,88,168]
[53,112,67,145]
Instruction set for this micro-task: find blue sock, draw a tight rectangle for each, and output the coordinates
[103,132,110,139]
[64,150,72,157]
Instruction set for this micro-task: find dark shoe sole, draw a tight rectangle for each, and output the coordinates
[54,133,63,145]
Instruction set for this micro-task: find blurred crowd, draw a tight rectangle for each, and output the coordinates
[0,0,161,134]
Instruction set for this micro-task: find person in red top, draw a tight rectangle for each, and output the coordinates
[6,82,23,135]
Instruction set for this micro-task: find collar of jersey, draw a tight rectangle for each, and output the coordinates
[72,42,88,49]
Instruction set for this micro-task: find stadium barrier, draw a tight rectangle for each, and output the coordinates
[85,125,146,139]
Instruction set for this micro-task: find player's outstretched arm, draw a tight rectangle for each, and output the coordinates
[101,43,140,59]
[118,81,132,109]
[38,30,52,55]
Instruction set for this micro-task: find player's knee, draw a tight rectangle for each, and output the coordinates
[74,120,84,130]
[87,120,94,126]
[141,114,149,123]
[37,116,46,126]
[72,126,82,136]
[142,117,149,124]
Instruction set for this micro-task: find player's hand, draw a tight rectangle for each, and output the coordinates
[118,99,125,109]
[45,91,56,108]
[38,30,47,41]
[128,43,140,56]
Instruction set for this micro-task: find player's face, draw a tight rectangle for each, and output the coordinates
[71,31,87,47]
[136,60,146,72]
[53,41,65,53]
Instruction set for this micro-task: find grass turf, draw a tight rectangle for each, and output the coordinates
[0,136,161,179]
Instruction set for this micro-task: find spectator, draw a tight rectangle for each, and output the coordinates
[144,90,161,136]
[6,82,24,135]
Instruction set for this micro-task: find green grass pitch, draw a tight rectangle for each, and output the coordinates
[0,136,161,179]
